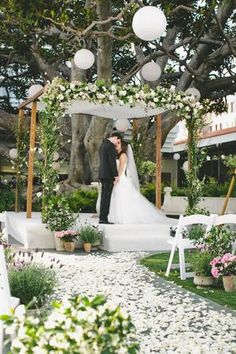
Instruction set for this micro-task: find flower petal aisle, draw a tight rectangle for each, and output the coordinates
[43,252,236,353]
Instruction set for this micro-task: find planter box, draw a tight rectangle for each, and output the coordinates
[162,188,236,215]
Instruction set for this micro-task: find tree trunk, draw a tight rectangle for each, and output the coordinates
[84,0,113,181]
[68,61,91,185]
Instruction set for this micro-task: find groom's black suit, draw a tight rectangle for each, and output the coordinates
[98,139,118,223]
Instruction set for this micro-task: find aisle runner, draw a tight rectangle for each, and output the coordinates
[43,252,236,354]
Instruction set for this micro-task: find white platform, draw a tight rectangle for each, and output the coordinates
[5,212,176,252]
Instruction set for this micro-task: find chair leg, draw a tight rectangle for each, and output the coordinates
[179,245,186,280]
[165,244,176,277]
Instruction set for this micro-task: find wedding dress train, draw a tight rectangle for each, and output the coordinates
[108,161,176,225]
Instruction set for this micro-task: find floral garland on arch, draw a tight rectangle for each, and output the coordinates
[43,77,208,121]
[38,76,209,216]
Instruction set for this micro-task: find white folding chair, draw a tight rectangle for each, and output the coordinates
[212,214,236,252]
[165,214,215,280]
[0,245,20,353]
[0,213,8,243]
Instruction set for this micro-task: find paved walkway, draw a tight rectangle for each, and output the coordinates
[38,251,236,354]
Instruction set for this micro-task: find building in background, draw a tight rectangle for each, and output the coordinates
[162,95,236,187]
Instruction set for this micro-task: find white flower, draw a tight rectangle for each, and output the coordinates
[59,85,66,91]
[36,192,42,198]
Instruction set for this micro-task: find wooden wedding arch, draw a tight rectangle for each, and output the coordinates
[17,86,164,218]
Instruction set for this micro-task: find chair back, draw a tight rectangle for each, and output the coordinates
[0,213,8,242]
[175,214,214,240]
[213,214,236,226]
[212,214,236,252]
[0,245,11,354]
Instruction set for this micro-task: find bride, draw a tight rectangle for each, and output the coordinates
[108,141,176,225]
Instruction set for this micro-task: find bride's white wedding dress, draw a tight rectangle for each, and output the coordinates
[109,159,175,225]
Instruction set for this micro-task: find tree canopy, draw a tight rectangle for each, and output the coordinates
[0,0,235,183]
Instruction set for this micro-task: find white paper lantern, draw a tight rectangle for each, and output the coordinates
[182,161,189,171]
[9,148,17,160]
[74,49,95,70]
[132,6,167,41]
[115,119,130,132]
[185,88,201,100]
[28,84,43,97]
[141,62,161,82]
[53,152,60,161]
[173,153,180,161]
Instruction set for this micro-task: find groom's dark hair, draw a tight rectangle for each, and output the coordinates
[110,131,122,140]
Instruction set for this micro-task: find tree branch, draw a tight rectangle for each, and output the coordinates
[213,11,236,56]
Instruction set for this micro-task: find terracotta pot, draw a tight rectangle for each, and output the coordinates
[54,234,65,251]
[223,275,236,292]
[83,243,92,253]
[64,242,75,252]
[193,274,214,287]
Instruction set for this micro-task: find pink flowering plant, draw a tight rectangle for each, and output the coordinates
[210,253,236,278]
[54,230,78,242]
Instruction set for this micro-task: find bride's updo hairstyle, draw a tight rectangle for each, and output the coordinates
[118,141,128,157]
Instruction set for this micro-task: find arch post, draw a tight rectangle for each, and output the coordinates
[156,114,162,209]
[15,108,24,212]
[26,101,37,218]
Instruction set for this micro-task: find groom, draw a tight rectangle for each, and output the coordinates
[98,131,122,224]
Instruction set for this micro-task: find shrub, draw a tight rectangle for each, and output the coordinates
[9,264,56,308]
[1,294,138,353]
[68,188,98,213]
[44,196,76,231]
[139,160,156,177]
[140,183,155,204]
[202,225,236,256]
[79,224,102,244]
[187,224,206,243]
[190,251,212,276]
[0,184,15,212]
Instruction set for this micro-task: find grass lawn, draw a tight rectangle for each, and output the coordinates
[140,252,236,311]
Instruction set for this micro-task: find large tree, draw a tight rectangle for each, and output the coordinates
[0,0,235,184]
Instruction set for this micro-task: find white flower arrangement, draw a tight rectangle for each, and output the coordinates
[43,77,209,124]
[1,294,138,353]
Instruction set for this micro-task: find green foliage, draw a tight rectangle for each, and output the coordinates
[189,251,212,276]
[184,111,208,214]
[139,160,156,177]
[1,294,138,353]
[36,110,62,215]
[202,178,235,197]
[9,264,56,308]
[140,183,156,204]
[223,154,236,170]
[68,188,98,213]
[187,225,206,242]
[184,206,209,216]
[79,225,102,244]
[44,196,76,231]
[203,225,236,256]
[0,184,15,212]
[171,179,236,198]
[171,186,187,196]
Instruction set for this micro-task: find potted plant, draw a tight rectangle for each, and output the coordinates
[190,250,214,287]
[44,197,77,251]
[55,230,78,252]
[79,225,102,253]
[210,253,236,292]
[203,225,236,257]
